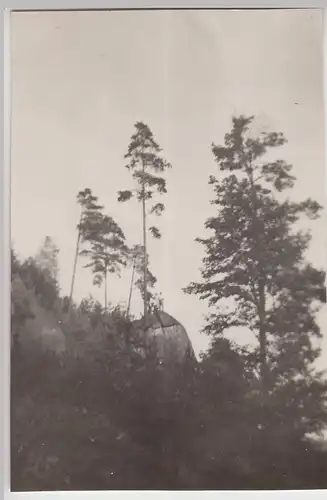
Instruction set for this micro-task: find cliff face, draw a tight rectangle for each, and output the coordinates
[132,311,196,363]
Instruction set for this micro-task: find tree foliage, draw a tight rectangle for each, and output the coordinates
[77,188,104,242]
[128,244,158,310]
[34,236,60,282]
[10,116,327,492]
[80,215,126,282]
[118,122,171,239]
[77,193,127,309]
[15,237,60,312]
[118,122,171,321]
[69,189,105,307]
[184,115,327,432]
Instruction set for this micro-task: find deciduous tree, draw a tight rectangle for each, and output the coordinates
[184,115,326,431]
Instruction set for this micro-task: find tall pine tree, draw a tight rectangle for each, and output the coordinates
[80,211,127,311]
[69,189,104,310]
[118,122,171,325]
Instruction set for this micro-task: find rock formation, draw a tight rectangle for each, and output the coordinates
[132,310,196,363]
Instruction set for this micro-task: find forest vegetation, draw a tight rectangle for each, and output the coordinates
[11,117,327,490]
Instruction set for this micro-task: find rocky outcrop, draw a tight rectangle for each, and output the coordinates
[132,311,196,363]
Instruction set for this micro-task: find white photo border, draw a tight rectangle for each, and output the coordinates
[1,2,327,500]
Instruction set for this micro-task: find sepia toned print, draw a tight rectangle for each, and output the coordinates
[10,9,327,491]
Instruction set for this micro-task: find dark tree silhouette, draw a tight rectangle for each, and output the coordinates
[126,244,158,318]
[184,115,326,429]
[80,212,127,311]
[118,122,171,325]
[69,189,104,310]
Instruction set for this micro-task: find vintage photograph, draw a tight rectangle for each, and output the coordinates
[10,8,327,491]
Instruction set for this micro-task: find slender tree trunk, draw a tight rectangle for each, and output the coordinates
[104,266,108,313]
[247,164,268,418]
[127,258,136,318]
[142,157,148,327]
[68,211,82,312]
[258,278,268,417]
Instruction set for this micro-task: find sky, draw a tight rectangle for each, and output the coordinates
[10,9,326,362]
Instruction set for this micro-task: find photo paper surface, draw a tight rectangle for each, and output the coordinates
[10,9,327,491]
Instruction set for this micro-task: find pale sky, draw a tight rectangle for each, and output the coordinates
[10,9,327,363]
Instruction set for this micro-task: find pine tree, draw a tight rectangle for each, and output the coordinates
[184,115,326,430]
[80,212,127,311]
[118,122,171,326]
[68,189,104,309]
